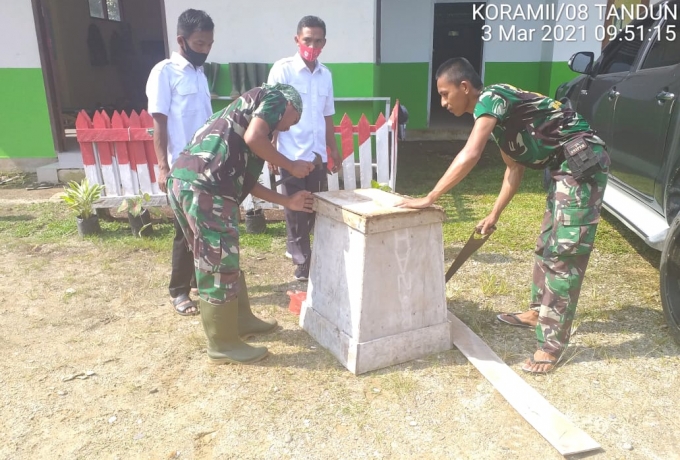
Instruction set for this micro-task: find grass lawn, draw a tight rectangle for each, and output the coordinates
[0,140,661,264]
[0,142,678,459]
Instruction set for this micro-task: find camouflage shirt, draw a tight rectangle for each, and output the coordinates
[473,84,599,169]
[170,87,289,203]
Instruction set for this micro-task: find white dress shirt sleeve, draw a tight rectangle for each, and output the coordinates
[323,74,335,117]
[267,62,287,85]
[146,65,171,116]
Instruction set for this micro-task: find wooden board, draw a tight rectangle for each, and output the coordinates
[94,195,168,209]
[448,313,601,456]
[313,189,445,235]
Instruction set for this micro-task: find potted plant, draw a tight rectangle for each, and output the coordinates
[371,180,392,192]
[245,205,267,234]
[243,185,268,235]
[61,179,105,237]
[244,178,267,234]
[118,193,154,237]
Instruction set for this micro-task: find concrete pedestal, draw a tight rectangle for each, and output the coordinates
[300,188,452,375]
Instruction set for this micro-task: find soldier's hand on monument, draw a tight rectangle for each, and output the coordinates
[287,190,314,213]
[394,195,434,209]
[289,160,315,178]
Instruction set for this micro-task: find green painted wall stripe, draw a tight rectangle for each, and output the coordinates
[212,63,378,125]
[377,63,430,130]
[0,68,55,159]
[211,61,578,133]
[0,62,583,161]
[325,63,375,98]
[545,62,579,99]
[484,61,578,99]
[213,63,376,98]
[484,62,543,94]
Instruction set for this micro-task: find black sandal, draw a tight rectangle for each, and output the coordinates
[497,312,535,329]
[172,294,199,316]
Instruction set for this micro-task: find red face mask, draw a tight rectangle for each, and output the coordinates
[299,43,322,62]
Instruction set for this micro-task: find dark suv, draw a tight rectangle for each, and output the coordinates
[555,0,680,344]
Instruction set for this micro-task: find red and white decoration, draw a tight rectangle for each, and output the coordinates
[76,101,401,209]
[76,109,164,208]
[243,100,401,210]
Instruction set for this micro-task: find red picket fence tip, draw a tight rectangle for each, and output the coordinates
[75,101,401,205]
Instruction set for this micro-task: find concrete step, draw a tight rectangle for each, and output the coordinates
[36,152,84,184]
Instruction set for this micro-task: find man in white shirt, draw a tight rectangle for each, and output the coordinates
[268,15,342,281]
[146,9,214,316]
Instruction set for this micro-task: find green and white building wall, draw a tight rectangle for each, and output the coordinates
[379,0,606,129]
[0,0,55,169]
[164,0,384,128]
[163,0,606,130]
[1,0,646,168]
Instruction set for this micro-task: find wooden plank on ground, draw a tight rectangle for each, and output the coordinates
[94,195,168,209]
[448,312,601,456]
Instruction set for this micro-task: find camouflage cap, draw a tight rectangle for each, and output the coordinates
[262,83,303,115]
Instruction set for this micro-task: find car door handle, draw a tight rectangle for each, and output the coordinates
[657,91,676,103]
[608,89,620,100]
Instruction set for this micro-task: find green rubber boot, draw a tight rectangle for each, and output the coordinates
[238,272,278,339]
[199,299,269,364]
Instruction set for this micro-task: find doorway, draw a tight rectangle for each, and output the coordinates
[430,2,485,129]
[32,0,168,153]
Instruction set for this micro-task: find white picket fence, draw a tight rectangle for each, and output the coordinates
[243,100,401,210]
[74,101,401,210]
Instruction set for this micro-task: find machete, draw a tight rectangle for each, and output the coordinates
[445,227,494,282]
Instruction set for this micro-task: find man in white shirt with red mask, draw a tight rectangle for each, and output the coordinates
[268,15,342,281]
[146,9,214,316]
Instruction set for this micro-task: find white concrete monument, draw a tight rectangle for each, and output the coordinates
[300,188,453,375]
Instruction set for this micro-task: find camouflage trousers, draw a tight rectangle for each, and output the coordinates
[529,155,609,357]
[167,177,241,305]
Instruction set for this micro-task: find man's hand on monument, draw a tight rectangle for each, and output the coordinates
[287,190,314,213]
[394,195,434,209]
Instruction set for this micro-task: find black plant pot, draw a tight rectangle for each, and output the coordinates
[129,208,153,237]
[76,215,101,237]
[245,208,266,234]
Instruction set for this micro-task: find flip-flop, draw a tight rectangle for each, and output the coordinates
[172,293,199,316]
[521,354,562,374]
[497,312,535,329]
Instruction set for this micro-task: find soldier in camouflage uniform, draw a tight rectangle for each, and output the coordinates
[168,83,316,364]
[397,58,610,374]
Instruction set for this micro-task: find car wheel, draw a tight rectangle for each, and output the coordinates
[660,215,680,346]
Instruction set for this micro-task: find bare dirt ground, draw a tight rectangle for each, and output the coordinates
[1,179,679,459]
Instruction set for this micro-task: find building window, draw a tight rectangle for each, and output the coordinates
[89,0,121,21]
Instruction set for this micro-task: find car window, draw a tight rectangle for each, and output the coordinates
[599,19,654,74]
[641,16,680,69]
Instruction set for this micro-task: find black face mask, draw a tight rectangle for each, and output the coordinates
[182,38,208,67]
